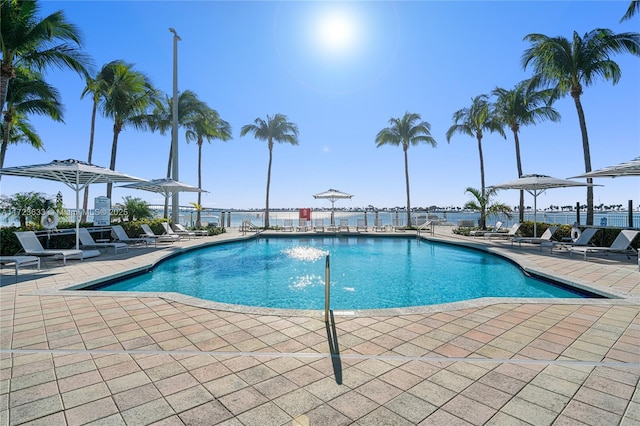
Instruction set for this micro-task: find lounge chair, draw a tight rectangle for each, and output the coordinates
[173,223,208,237]
[313,219,325,232]
[373,218,385,232]
[14,231,86,265]
[140,224,179,245]
[569,229,639,260]
[356,219,368,232]
[110,225,150,247]
[296,219,309,232]
[339,218,350,232]
[0,256,40,282]
[541,227,599,253]
[162,222,194,240]
[281,219,294,232]
[78,228,128,254]
[470,221,502,237]
[512,226,558,248]
[484,223,521,240]
[392,217,405,232]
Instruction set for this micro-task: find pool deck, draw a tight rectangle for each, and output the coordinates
[1,226,638,425]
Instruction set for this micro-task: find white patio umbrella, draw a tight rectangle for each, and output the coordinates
[0,159,147,249]
[313,188,353,226]
[569,157,640,178]
[119,178,208,220]
[489,174,598,237]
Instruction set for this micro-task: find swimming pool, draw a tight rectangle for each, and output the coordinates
[92,236,593,310]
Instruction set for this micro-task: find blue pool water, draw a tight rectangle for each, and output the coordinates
[95,237,588,310]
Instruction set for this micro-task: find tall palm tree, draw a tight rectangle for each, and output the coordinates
[0,0,92,111]
[240,113,299,228]
[621,1,639,22]
[446,95,505,229]
[522,29,640,225]
[79,62,116,221]
[100,61,158,199]
[145,90,206,218]
[185,106,232,228]
[492,80,561,223]
[375,112,437,228]
[1,67,63,170]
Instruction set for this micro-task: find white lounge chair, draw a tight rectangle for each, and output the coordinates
[373,218,385,232]
[14,231,86,265]
[162,222,193,240]
[140,224,179,245]
[512,226,558,248]
[78,228,128,254]
[541,227,599,253]
[296,219,309,232]
[484,223,521,240]
[470,221,502,237]
[281,219,294,232]
[313,219,325,232]
[110,225,150,247]
[392,217,405,232]
[0,256,40,282]
[356,219,368,232]
[569,229,639,260]
[173,223,208,237]
[339,218,350,232]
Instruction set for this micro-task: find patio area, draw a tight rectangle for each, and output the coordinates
[1,226,638,425]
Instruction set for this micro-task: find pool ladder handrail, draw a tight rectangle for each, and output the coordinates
[416,220,434,237]
[240,220,262,235]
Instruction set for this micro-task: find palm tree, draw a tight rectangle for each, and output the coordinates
[99,61,158,199]
[446,95,505,229]
[185,106,232,228]
[375,112,437,228]
[621,1,639,22]
[0,0,92,111]
[0,191,52,227]
[522,29,640,225]
[240,113,299,228]
[492,80,561,223]
[1,67,62,170]
[79,62,116,221]
[145,90,206,218]
[464,187,513,227]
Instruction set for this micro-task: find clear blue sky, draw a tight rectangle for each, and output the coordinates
[2,1,639,212]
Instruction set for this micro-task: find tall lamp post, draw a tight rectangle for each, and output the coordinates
[169,27,181,224]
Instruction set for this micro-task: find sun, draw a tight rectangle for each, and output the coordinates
[315,11,357,53]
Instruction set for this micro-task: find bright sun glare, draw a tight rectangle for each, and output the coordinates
[316,12,356,52]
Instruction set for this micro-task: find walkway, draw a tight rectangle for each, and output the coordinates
[0,226,638,425]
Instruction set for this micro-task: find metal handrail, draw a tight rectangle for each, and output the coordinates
[416,220,434,237]
[324,255,330,323]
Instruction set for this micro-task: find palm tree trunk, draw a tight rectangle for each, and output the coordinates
[81,101,98,223]
[477,134,486,229]
[265,142,273,228]
[572,94,594,226]
[0,72,10,114]
[106,124,121,200]
[512,129,525,223]
[196,140,203,228]
[1,110,13,174]
[403,146,412,228]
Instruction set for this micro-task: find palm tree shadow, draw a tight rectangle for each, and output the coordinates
[325,310,342,385]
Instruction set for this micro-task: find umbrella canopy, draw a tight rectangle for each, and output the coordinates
[489,174,597,236]
[119,178,207,220]
[313,188,353,226]
[569,157,640,178]
[0,159,146,249]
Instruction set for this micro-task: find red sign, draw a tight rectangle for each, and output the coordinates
[299,208,311,220]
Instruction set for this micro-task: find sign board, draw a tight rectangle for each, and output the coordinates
[299,208,311,221]
[93,196,110,226]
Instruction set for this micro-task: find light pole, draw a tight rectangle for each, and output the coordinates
[169,27,181,224]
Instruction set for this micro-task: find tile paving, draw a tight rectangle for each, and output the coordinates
[0,226,639,425]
